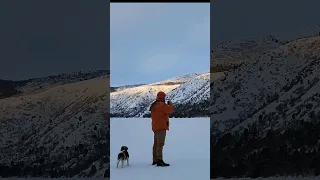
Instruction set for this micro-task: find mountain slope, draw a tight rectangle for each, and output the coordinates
[151,73,199,85]
[210,36,282,73]
[167,73,210,104]
[110,84,180,117]
[0,75,110,178]
[210,36,320,178]
[211,35,320,136]
[111,73,216,118]
[0,70,109,99]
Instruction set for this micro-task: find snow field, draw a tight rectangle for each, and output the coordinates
[110,118,210,180]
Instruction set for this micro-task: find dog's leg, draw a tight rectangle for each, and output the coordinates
[127,158,129,166]
[117,160,119,168]
[121,160,124,168]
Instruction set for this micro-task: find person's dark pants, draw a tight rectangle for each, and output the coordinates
[152,130,166,162]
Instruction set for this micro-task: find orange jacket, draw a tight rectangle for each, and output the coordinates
[151,101,174,132]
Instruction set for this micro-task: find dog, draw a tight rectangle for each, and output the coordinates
[117,146,129,168]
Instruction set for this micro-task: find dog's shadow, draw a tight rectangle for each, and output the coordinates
[114,165,130,169]
[114,163,152,170]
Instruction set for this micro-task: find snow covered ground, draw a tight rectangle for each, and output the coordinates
[110,118,210,180]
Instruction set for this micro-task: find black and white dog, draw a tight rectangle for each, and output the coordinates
[117,146,129,168]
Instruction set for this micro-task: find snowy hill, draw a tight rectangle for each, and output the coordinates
[151,73,199,85]
[110,72,218,118]
[0,73,110,178]
[0,70,109,99]
[211,35,320,136]
[110,118,210,180]
[210,36,320,178]
[112,84,146,92]
[210,36,282,73]
[166,73,210,104]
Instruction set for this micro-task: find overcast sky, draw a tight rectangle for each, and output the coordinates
[211,0,320,46]
[110,3,210,87]
[0,0,109,80]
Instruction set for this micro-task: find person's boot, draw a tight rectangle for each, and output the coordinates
[156,159,170,167]
[152,161,157,165]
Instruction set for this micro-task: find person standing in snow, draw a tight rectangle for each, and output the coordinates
[149,91,174,167]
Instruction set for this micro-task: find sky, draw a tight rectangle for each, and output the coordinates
[211,0,320,46]
[0,0,109,81]
[110,3,210,87]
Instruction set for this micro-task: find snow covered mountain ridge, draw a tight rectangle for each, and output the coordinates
[210,35,283,73]
[0,70,109,99]
[210,35,320,177]
[110,72,217,118]
[0,72,110,178]
[211,35,320,136]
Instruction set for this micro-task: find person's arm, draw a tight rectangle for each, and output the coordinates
[160,101,174,114]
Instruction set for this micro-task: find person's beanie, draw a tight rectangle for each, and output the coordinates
[156,91,166,101]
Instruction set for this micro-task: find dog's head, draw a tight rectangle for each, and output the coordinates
[120,146,128,152]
